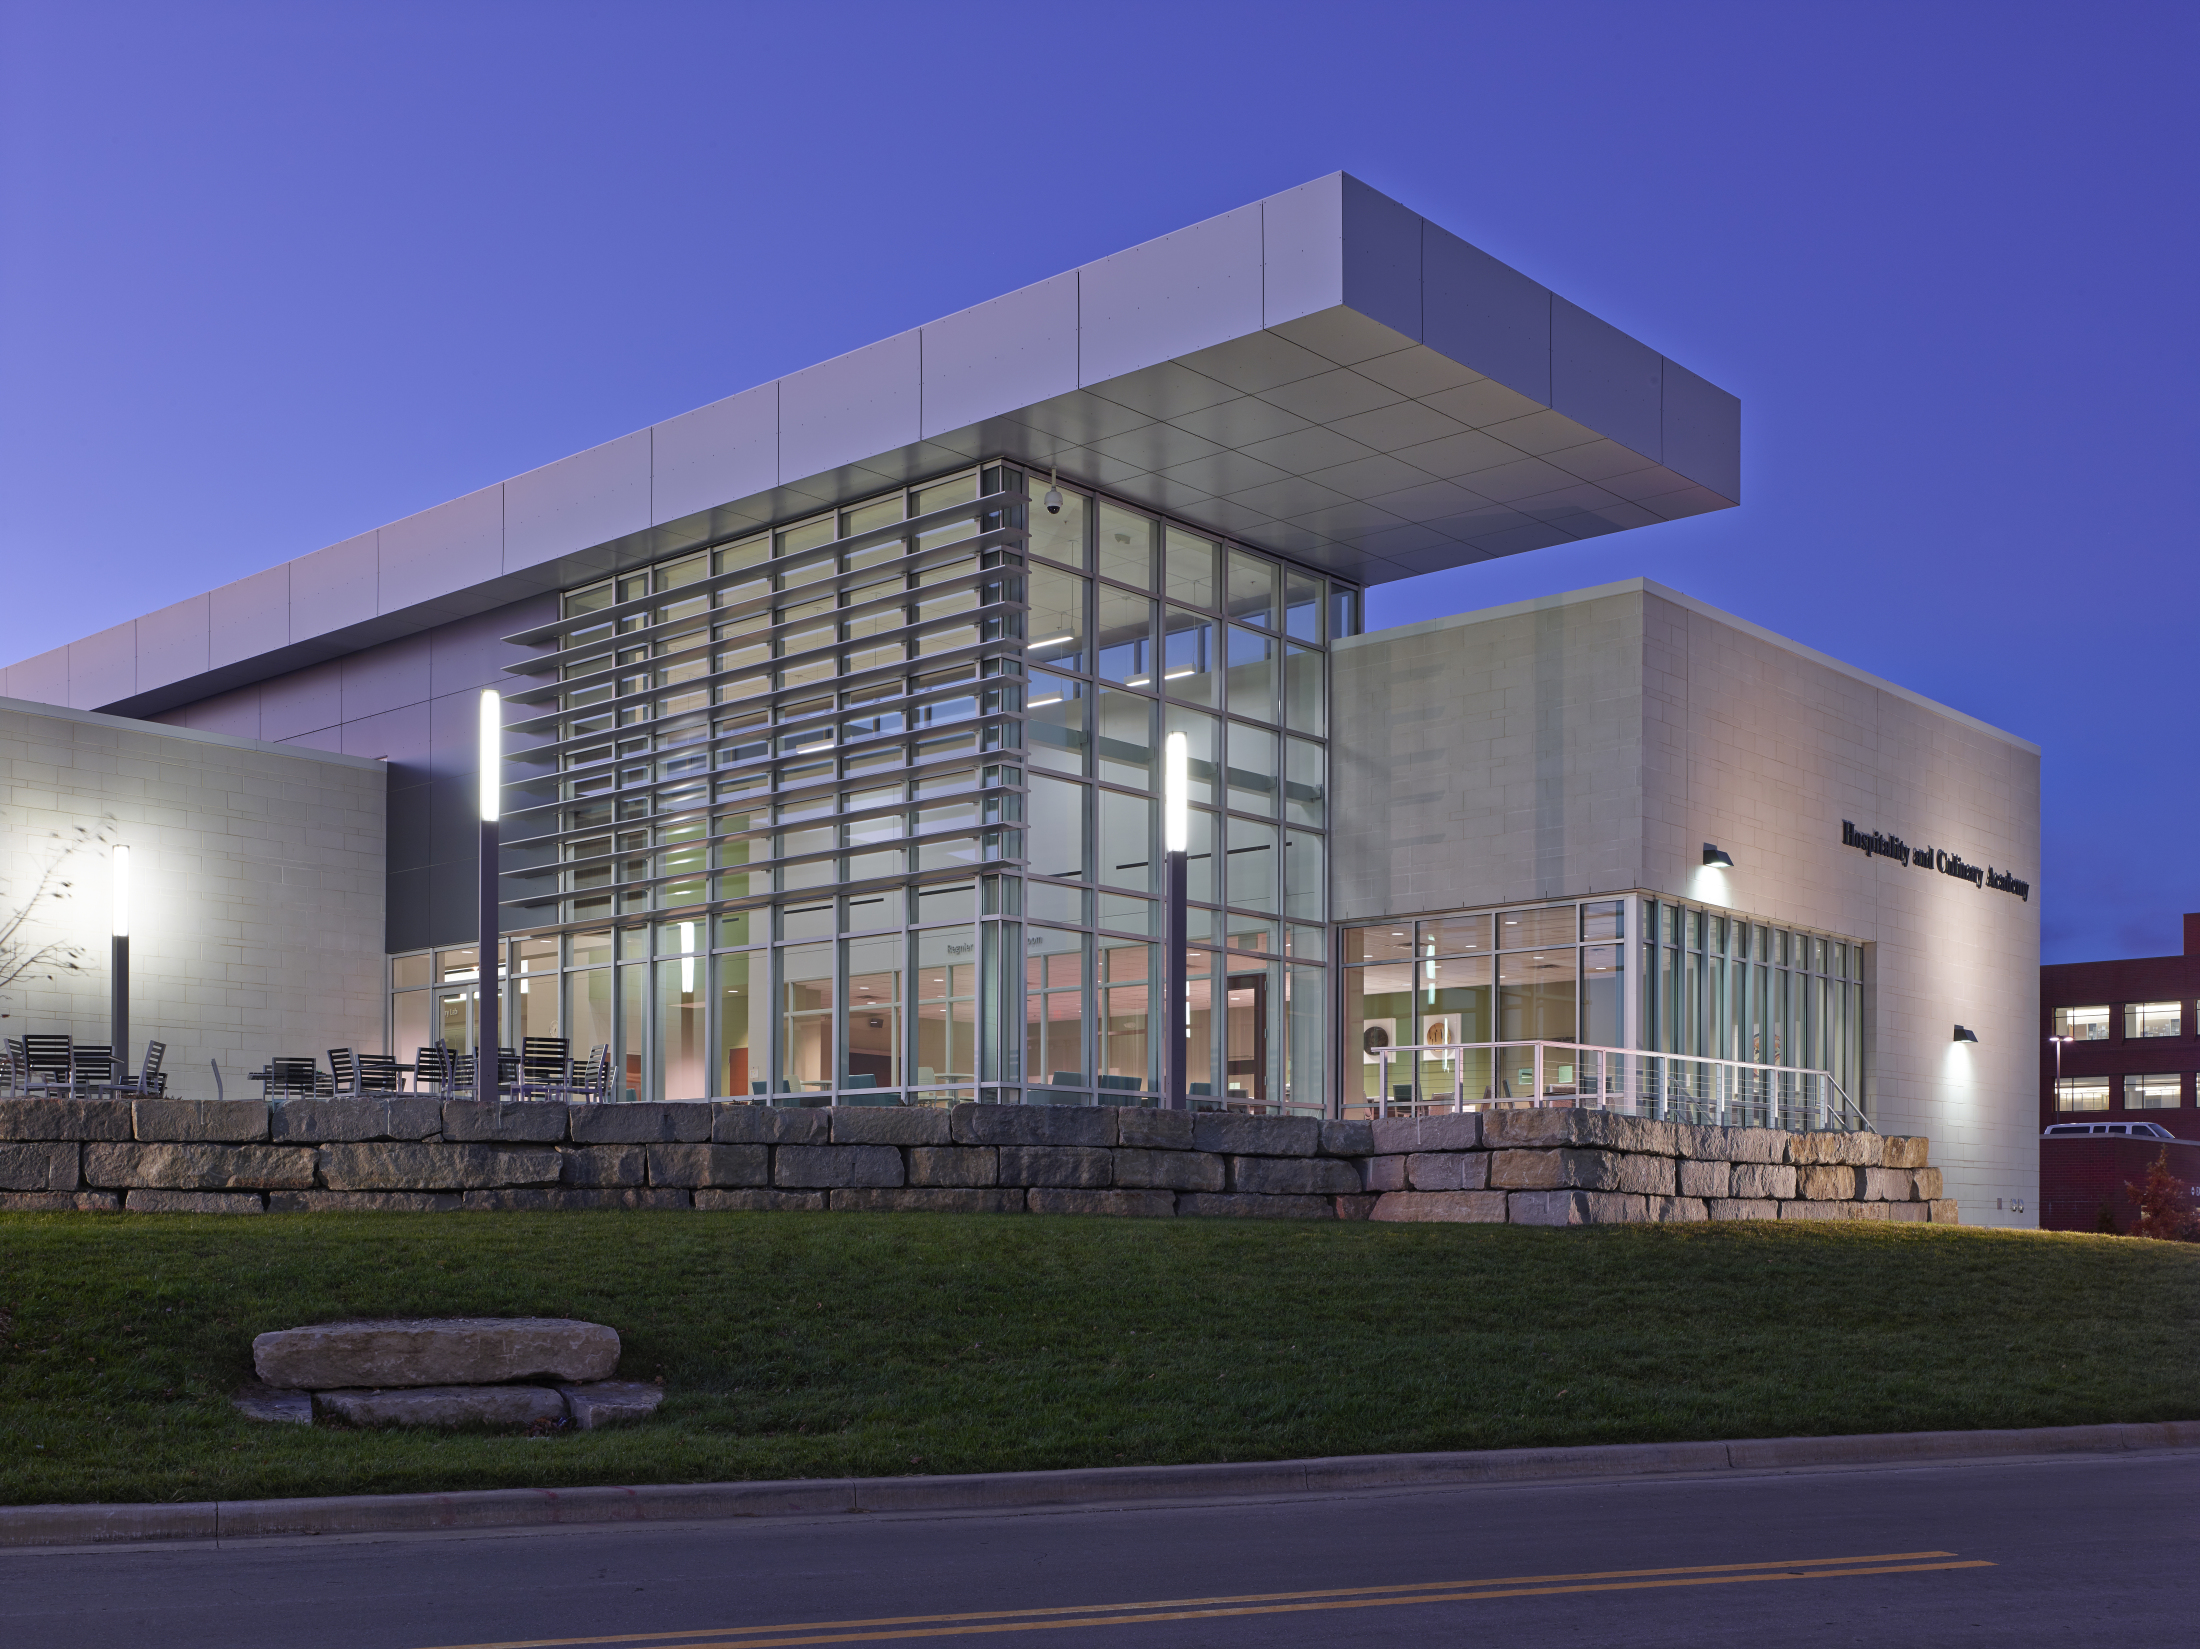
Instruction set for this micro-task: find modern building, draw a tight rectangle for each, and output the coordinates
[2038,914,2200,1231]
[0,173,2042,1223]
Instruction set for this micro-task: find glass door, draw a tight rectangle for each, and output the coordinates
[1225,971,1267,1104]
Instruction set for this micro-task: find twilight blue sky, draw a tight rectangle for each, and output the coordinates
[2,1,2194,964]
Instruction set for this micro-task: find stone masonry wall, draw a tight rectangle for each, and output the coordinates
[0,1100,1956,1224]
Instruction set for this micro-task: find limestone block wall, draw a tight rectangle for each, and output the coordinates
[0,1100,1955,1225]
[0,697,386,1086]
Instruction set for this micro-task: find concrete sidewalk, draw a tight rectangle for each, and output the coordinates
[4,1419,2194,1549]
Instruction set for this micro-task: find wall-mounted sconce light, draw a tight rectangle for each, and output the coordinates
[1953,1025,1979,1043]
[1702,844,1734,867]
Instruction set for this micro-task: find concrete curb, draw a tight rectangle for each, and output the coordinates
[4,1420,2196,1548]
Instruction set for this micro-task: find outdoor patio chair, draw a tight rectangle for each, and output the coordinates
[71,1044,116,1096]
[496,1047,521,1097]
[264,1057,325,1100]
[118,1040,168,1096]
[448,1051,477,1094]
[563,1045,610,1104]
[326,1047,360,1095]
[22,1035,72,1094]
[0,1039,28,1096]
[411,1045,454,1093]
[355,1054,402,1092]
[517,1037,572,1100]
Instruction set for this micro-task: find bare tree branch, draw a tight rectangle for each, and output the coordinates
[0,817,115,1016]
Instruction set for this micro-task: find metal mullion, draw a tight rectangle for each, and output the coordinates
[514,803,1010,891]
[504,603,1024,739]
[501,491,1022,647]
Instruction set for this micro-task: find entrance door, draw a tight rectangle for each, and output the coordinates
[1225,972,1268,1105]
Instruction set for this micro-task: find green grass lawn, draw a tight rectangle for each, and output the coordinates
[1,1211,2195,1506]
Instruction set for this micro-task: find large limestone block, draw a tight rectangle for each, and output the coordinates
[830,1187,1025,1214]
[1730,1162,1797,1200]
[907,1145,999,1187]
[231,1386,313,1425]
[1555,1149,1675,1195]
[695,1188,824,1212]
[1176,1191,1333,1219]
[561,1147,648,1188]
[1114,1108,1194,1150]
[1319,1119,1374,1156]
[0,1141,77,1191]
[998,1145,1112,1188]
[774,1143,902,1189]
[255,1318,620,1389]
[1885,1201,1929,1221]
[1779,1199,1886,1222]
[1483,1111,1676,1155]
[133,1099,270,1143]
[1860,1167,1914,1202]
[1110,1148,1222,1192]
[1913,1167,1945,1199]
[461,1188,690,1211]
[1232,1156,1361,1196]
[319,1143,562,1191]
[1405,1152,1489,1192]
[441,1101,569,1143]
[568,1101,713,1144]
[1646,1196,1709,1223]
[1790,1131,1882,1167]
[1191,1114,1321,1158]
[1490,1149,1562,1189]
[314,1385,567,1428]
[1026,1187,1174,1218]
[558,1381,664,1431]
[1800,1165,1863,1201]
[1676,1124,1791,1163]
[1677,1159,1730,1198]
[86,1143,315,1191]
[125,1190,264,1213]
[1508,1190,1647,1226]
[1333,1193,1379,1221]
[1414,1113,1482,1151]
[0,1098,131,1141]
[1926,1199,1960,1223]
[1359,1156,1408,1192]
[712,1104,828,1145]
[269,1097,442,1143]
[951,1102,1116,1148]
[269,1191,461,1213]
[1367,1115,1423,1155]
[1706,1198,1779,1221]
[1370,1190,1507,1223]
[647,1143,769,1188]
[830,1107,950,1146]
[0,1190,117,1211]
[1883,1136,1930,1170]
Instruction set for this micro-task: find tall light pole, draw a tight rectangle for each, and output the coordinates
[477,689,502,1103]
[1162,731,1188,1110]
[110,843,130,1078]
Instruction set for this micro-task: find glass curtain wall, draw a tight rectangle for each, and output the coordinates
[388,461,1350,1112]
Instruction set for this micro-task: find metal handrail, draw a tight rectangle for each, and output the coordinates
[1362,1039,1869,1134]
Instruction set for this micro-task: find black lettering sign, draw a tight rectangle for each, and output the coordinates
[1839,821,2029,901]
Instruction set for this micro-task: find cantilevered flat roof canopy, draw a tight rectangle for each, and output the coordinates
[10,173,1738,719]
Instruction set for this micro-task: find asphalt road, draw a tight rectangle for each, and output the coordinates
[4,1449,2195,1649]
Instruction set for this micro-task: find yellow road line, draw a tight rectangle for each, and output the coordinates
[415,1550,1984,1649]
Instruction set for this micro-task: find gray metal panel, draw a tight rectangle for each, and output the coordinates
[1258,172,1345,330]
[65,624,135,711]
[1661,357,1742,502]
[339,699,431,766]
[920,271,1078,439]
[649,382,778,530]
[1550,296,1662,466]
[209,566,290,671]
[341,633,432,723]
[777,330,922,488]
[504,429,650,576]
[152,685,261,741]
[134,594,210,688]
[1339,175,1422,343]
[259,661,343,743]
[290,530,379,642]
[378,486,502,616]
[1422,222,1551,406]
[1079,201,1262,388]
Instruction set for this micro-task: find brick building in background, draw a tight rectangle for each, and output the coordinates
[2040,912,2200,1231]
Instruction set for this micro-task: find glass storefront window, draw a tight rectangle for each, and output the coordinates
[844,934,901,1093]
[780,943,834,1094]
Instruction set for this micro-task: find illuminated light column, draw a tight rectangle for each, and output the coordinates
[1162,731,1189,1111]
[477,689,502,1103]
[110,844,131,1079]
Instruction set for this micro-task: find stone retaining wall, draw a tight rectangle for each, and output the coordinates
[0,1098,1957,1224]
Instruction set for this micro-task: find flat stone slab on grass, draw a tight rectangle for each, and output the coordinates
[314,1385,567,1429]
[230,1385,313,1425]
[558,1381,665,1431]
[254,1317,620,1389]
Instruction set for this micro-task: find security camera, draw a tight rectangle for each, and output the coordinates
[1043,466,1063,515]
